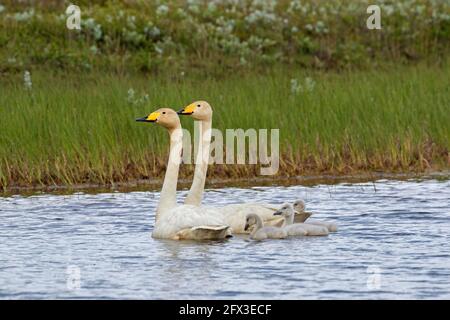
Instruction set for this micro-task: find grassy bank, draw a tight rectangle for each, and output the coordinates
[1,0,449,74]
[1,62,449,190]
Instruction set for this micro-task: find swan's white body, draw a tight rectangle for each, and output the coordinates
[138,108,230,240]
[245,213,287,241]
[275,203,329,237]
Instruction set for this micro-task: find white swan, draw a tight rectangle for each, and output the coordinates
[244,213,287,240]
[293,200,338,232]
[136,108,230,240]
[274,203,329,236]
[177,101,304,233]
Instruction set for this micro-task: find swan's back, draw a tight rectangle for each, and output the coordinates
[305,220,338,232]
[297,223,329,236]
[217,203,286,233]
[284,224,308,236]
[251,226,287,240]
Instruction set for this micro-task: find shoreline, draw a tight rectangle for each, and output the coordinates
[3,170,449,197]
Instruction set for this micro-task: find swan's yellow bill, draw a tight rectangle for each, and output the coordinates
[177,103,195,115]
[136,112,160,122]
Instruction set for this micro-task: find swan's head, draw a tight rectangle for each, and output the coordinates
[177,101,212,121]
[136,108,180,130]
[293,199,305,214]
[273,203,295,218]
[244,213,258,231]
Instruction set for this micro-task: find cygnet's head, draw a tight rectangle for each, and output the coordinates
[273,203,295,218]
[293,199,306,213]
[244,213,258,231]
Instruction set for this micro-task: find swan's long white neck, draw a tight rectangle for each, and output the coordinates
[251,214,264,236]
[285,210,295,225]
[156,127,183,221]
[184,117,212,206]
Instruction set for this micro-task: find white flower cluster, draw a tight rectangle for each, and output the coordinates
[245,10,277,25]
[291,77,316,95]
[83,18,102,40]
[156,5,169,17]
[13,9,34,22]
[23,70,32,90]
[127,88,149,106]
[3,0,448,69]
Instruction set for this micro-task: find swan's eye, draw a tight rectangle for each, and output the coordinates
[162,112,166,114]
[197,104,201,107]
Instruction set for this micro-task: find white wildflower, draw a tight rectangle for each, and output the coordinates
[127,88,135,104]
[304,77,316,92]
[0,5,6,14]
[187,0,200,13]
[315,21,327,33]
[127,89,150,105]
[90,45,98,54]
[145,25,161,38]
[288,0,302,13]
[24,70,32,90]
[290,78,300,94]
[140,94,150,104]
[291,77,316,94]
[245,10,277,24]
[383,4,394,16]
[82,62,92,70]
[127,15,136,29]
[84,18,102,40]
[14,9,34,22]
[207,2,217,13]
[156,5,169,16]
[154,45,163,55]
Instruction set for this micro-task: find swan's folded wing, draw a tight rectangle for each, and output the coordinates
[176,225,230,240]
[192,225,229,231]
[264,217,284,227]
[294,211,313,223]
[155,205,230,239]
[304,219,338,232]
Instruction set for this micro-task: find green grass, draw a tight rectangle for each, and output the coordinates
[1,0,449,74]
[0,62,449,190]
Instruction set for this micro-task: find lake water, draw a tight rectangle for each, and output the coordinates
[1,179,449,299]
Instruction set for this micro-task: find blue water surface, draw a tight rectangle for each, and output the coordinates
[1,179,449,299]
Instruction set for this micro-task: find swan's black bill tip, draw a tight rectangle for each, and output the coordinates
[136,117,155,122]
[177,109,193,115]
